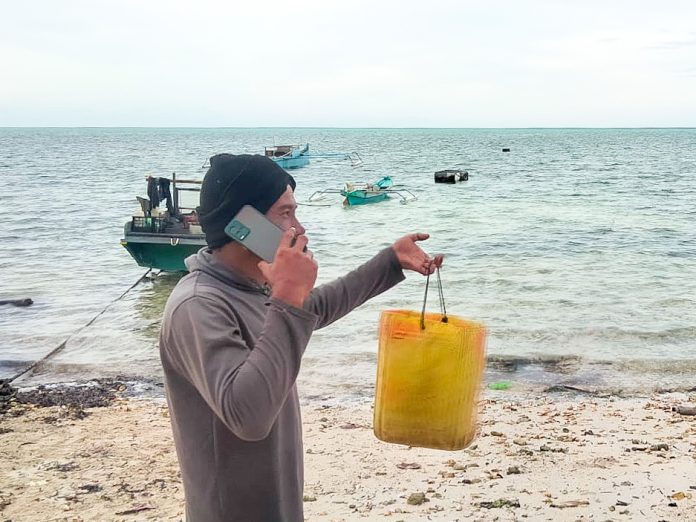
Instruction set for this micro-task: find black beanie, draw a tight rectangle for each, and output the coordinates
[197,154,296,249]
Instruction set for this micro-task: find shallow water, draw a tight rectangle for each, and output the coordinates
[1,128,695,396]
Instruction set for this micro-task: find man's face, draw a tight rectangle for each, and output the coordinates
[265,186,305,236]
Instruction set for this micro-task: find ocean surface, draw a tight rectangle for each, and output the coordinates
[1,128,695,397]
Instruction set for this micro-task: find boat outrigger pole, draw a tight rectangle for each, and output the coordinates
[305,151,363,166]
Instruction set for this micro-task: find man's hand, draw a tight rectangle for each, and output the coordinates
[259,228,318,308]
[392,233,444,276]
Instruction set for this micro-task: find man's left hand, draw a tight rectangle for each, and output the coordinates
[392,233,444,276]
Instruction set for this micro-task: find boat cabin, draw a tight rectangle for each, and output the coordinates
[264,145,296,158]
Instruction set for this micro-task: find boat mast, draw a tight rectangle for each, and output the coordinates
[172,172,178,214]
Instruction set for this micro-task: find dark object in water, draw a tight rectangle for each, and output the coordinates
[0,298,33,307]
[502,148,511,152]
[434,169,468,184]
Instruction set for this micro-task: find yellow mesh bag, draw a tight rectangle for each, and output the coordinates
[373,269,486,450]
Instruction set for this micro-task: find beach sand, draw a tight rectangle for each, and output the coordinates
[1,385,695,521]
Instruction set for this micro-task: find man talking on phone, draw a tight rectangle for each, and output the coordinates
[159,153,444,522]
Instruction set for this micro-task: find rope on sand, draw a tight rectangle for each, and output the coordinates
[7,269,154,384]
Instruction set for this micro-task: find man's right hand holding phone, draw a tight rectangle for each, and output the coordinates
[258,228,317,308]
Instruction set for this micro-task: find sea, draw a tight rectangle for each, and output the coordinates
[1,128,695,398]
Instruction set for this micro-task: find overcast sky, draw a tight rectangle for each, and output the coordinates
[2,0,695,127]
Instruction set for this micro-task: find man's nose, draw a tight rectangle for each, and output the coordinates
[293,218,306,236]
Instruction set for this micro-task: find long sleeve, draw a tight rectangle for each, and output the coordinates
[162,295,317,441]
[306,246,405,329]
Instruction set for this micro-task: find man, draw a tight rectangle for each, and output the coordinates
[159,153,443,521]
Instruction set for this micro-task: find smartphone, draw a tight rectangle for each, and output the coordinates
[224,205,284,262]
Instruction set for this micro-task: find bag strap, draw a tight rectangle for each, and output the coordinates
[420,264,448,330]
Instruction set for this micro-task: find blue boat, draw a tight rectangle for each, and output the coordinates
[264,143,310,169]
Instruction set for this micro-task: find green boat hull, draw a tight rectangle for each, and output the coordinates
[341,190,390,206]
[121,227,206,272]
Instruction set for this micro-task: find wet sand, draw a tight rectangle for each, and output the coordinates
[0,381,695,521]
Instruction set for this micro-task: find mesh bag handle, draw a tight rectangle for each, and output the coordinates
[420,265,448,330]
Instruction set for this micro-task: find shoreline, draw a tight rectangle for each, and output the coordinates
[1,379,695,521]
[5,343,696,398]
[7,369,696,402]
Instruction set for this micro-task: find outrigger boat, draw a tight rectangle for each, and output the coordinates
[264,143,363,170]
[309,176,416,206]
[120,174,205,272]
[264,143,310,169]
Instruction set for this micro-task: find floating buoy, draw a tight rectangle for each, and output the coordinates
[434,169,468,184]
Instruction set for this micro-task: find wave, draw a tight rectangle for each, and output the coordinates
[487,353,696,372]
[487,354,582,373]
[493,325,696,343]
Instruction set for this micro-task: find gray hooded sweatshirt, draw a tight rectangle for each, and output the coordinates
[159,246,405,521]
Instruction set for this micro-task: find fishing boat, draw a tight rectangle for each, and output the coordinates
[120,174,205,272]
[309,176,416,206]
[264,143,310,169]
[342,176,393,206]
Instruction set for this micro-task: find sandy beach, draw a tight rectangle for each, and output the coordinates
[1,382,695,522]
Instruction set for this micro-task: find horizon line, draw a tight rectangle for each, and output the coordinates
[2,125,696,130]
